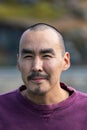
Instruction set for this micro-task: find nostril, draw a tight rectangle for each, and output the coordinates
[32,65,43,72]
[32,57,43,72]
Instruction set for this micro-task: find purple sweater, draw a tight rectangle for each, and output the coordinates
[0,83,87,130]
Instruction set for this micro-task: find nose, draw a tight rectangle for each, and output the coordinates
[32,57,43,72]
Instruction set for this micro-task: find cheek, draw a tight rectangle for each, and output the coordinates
[19,60,31,74]
[44,59,63,70]
[44,60,63,78]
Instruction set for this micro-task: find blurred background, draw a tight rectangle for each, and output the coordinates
[0,0,87,94]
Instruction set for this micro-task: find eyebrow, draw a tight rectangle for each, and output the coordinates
[40,49,55,55]
[21,49,34,55]
[21,48,55,55]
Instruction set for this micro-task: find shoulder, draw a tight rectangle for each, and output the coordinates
[0,90,17,98]
[0,90,18,106]
[72,90,87,110]
[77,90,87,100]
[66,85,87,107]
[69,85,87,102]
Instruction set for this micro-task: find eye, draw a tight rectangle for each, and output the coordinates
[43,54,52,59]
[24,55,33,59]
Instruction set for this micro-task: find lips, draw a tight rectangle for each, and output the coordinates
[27,72,49,82]
[31,77,46,83]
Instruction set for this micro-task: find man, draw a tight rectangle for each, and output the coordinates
[0,23,87,130]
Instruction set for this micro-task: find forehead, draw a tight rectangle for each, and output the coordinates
[19,29,62,52]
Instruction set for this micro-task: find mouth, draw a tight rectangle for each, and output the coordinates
[31,77,46,83]
[27,72,49,84]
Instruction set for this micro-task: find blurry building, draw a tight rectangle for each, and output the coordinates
[0,20,26,66]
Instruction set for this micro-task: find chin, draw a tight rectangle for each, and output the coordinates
[30,87,49,96]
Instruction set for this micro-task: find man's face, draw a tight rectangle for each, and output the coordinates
[18,29,70,95]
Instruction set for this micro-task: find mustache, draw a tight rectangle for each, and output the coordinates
[27,72,49,81]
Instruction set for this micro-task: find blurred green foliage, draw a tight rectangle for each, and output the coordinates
[0,2,67,20]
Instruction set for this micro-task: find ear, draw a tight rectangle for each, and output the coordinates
[63,52,70,71]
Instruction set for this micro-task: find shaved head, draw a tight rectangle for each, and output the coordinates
[19,23,65,55]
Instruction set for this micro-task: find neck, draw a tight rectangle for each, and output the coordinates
[21,85,69,105]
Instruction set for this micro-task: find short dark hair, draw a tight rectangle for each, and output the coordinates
[28,23,63,36]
